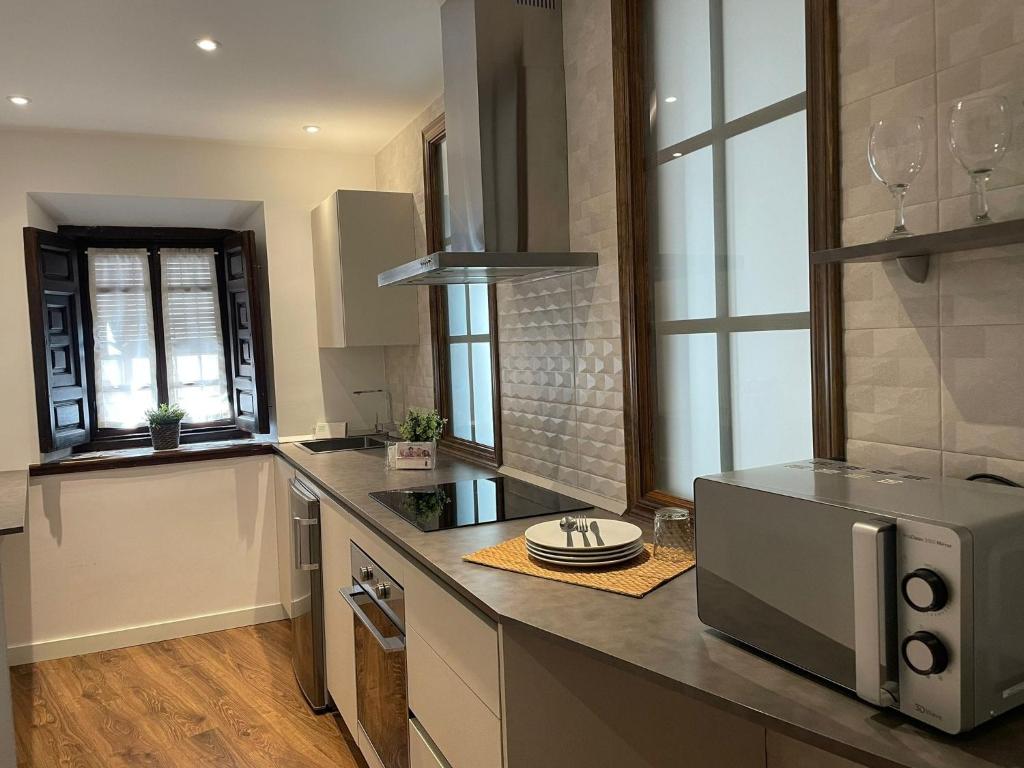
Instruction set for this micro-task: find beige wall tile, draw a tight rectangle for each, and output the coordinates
[496,0,625,504]
[843,260,938,328]
[841,76,938,221]
[935,0,1024,70]
[942,451,1024,485]
[845,328,941,449]
[941,325,1024,460]
[939,246,1024,326]
[840,0,1024,480]
[846,440,943,475]
[838,0,935,106]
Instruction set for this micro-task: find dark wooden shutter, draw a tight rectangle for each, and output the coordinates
[23,228,92,452]
[223,231,270,434]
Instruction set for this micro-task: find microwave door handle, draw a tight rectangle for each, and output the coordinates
[852,520,898,707]
[340,586,406,653]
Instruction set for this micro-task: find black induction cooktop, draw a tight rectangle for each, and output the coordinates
[369,476,593,532]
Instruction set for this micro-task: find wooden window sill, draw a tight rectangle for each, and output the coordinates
[29,438,276,477]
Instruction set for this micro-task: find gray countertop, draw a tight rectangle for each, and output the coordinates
[276,444,1024,768]
[0,470,27,536]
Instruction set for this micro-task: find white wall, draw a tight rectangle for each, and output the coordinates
[2,456,280,662]
[0,127,380,659]
[0,127,377,467]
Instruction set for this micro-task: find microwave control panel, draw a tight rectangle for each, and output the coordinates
[896,518,968,734]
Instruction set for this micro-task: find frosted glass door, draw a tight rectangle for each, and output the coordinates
[647,0,811,499]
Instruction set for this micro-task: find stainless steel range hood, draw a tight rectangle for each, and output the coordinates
[378,0,598,288]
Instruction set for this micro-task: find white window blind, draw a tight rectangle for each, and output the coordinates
[87,248,158,429]
[160,249,231,423]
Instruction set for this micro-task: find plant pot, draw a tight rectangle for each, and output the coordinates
[150,422,182,451]
[387,440,436,470]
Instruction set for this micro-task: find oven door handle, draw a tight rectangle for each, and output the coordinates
[340,586,406,653]
[852,520,898,707]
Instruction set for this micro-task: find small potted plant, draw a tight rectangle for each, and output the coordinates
[145,403,187,451]
[388,408,446,470]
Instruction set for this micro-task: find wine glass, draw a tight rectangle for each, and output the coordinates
[948,95,1012,224]
[868,116,927,240]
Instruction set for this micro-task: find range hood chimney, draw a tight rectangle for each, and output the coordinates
[378,0,597,287]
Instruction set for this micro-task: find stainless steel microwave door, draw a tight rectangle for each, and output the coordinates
[696,481,875,691]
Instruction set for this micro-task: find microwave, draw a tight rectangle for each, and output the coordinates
[694,459,1024,734]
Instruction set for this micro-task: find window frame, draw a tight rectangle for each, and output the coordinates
[422,114,504,468]
[612,0,844,516]
[63,226,246,450]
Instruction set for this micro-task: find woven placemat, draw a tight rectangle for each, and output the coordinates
[462,536,694,598]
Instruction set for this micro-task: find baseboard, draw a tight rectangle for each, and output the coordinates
[6,602,288,665]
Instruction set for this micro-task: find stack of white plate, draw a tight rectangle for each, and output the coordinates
[524,518,644,568]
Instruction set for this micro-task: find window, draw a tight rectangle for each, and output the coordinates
[613,0,844,512]
[160,249,231,423]
[87,247,232,430]
[88,249,159,428]
[24,226,270,455]
[423,115,502,466]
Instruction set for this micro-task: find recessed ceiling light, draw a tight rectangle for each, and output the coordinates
[664,96,678,103]
[7,95,30,106]
[672,152,682,158]
[303,125,321,134]
[195,38,220,52]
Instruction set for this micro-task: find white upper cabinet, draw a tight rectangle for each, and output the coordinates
[312,190,420,347]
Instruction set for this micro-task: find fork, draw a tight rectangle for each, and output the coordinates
[575,513,590,546]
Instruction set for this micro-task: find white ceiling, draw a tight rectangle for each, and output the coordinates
[0,0,444,154]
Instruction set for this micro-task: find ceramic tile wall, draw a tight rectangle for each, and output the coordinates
[497,0,626,503]
[839,0,1024,484]
[374,97,444,420]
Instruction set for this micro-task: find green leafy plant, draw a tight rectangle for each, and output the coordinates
[145,403,187,426]
[397,408,446,442]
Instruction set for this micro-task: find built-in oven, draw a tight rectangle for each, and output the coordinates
[340,542,408,768]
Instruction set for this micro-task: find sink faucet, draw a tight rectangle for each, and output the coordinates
[352,389,394,435]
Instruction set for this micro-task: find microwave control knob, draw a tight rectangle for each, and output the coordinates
[375,581,390,599]
[359,565,374,581]
[902,632,949,676]
[901,569,948,612]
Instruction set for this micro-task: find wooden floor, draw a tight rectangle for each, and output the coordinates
[10,620,366,768]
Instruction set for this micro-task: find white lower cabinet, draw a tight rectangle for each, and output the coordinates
[409,718,451,768]
[320,494,358,734]
[407,626,502,768]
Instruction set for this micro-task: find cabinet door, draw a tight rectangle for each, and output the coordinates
[766,732,868,768]
[273,458,295,617]
[321,495,357,733]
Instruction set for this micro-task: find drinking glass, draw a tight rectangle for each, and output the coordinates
[868,116,927,239]
[653,507,693,559]
[948,95,1012,224]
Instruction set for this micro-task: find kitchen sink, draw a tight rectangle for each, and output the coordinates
[297,436,387,453]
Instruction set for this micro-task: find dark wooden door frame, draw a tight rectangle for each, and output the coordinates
[422,113,504,469]
[611,0,844,516]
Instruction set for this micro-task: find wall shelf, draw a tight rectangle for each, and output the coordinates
[810,217,1024,283]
